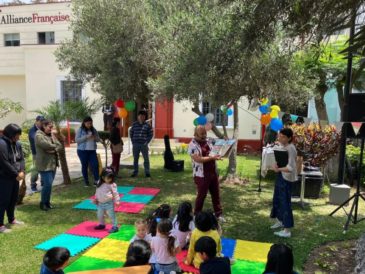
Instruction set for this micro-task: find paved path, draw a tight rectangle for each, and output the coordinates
[25,142,132,194]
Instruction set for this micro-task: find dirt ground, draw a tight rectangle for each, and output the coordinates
[303,240,357,274]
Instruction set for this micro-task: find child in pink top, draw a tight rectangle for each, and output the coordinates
[92,168,120,233]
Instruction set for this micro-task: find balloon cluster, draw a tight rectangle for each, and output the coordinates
[114,99,136,118]
[192,103,234,131]
[258,98,283,132]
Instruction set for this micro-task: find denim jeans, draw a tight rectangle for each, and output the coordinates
[132,144,150,175]
[97,201,117,227]
[77,150,100,185]
[39,170,56,205]
[155,261,179,274]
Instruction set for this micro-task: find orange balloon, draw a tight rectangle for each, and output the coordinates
[118,108,128,118]
[260,114,271,125]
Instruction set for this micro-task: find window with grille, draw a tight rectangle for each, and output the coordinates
[201,101,228,126]
[38,32,55,45]
[61,80,82,105]
[4,33,20,47]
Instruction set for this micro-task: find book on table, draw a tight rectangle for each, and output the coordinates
[209,139,237,158]
[273,149,289,168]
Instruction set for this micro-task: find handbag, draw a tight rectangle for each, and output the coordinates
[111,142,123,154]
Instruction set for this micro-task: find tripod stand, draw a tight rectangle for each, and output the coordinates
[330,137,365,233]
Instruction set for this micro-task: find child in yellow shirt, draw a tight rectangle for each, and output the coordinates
[185,211,222,269]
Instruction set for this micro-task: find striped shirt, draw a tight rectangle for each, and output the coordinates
[130,121,153,145]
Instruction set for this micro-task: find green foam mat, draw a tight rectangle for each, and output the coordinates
[64,256,123,273]
[231,259,266,274]
[120,194,154,204]
[107,224,135,241]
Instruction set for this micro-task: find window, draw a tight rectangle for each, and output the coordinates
[61,80,82,105]
[38,32,55,45]
[4,33,20,47]
[202,101,229,127]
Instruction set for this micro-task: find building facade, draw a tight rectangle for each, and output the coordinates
[0,2,261,151]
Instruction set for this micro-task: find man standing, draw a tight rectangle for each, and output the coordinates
[28,115,44,192]
[130,110,153,178]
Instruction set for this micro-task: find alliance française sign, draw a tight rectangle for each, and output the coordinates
[0,11,70,25]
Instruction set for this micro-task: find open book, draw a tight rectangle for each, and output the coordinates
[273,149,289,168]
[209,139,237,158]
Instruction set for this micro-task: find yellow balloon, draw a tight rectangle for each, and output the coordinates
[270,105,281,112]
[270,110,279,118]
[259,98,269,105]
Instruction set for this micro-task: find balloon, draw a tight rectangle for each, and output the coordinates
[115,99,124,108]
[205,122,213,131]
[125,101,136,111]
[205,113,215,122]
[227,109,233,116]
[270,105,281,112]
[197,115,207,125]
[270,118,283,131]
[118,108,128,118]
[270,110,279,118]
[291,114,298,123]
[259,98,269,105]
[260,114,271,125]
[259,105,269,114]
[193,118,199,126]
[220,105,228,113]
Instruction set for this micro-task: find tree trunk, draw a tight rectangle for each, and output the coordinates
[226,102,239,180]
[315,94,328,121]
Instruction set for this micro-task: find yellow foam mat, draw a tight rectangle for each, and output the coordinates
[83,238,129,262]
[233,239,272,263]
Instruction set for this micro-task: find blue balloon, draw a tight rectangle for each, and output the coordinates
[270,118,284,132]
[259,105,269,114]
[197,115,207,125]
[227,109,233,116]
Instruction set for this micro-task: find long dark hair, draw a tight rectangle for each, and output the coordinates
[81,116,95,132]
[175,201,193,232]
[2,124,22,139]
[263,244,294,274]
[124,240,151,267]
[147,204,171,236]
[96,167,115,188]
[157,219,175,256]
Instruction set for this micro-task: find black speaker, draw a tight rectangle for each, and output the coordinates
[348,93,365,122]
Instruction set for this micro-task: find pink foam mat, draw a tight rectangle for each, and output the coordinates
[65,221,113,238]
[128,187,160,196]
[115,202,146,213]
[176,250,199,274]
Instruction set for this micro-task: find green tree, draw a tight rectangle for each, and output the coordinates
[55,0,160,105]
[35,99,100,185]
[0,98,23,119]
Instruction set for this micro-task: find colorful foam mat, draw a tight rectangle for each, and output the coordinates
[73,186,160,214]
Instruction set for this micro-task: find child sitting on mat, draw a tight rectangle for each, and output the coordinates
[185,211,222,269]
[130,219,152,243]
[172,201,195,249]
[40,247,70,274]
[151,219,181,274]
[92,167,119,233]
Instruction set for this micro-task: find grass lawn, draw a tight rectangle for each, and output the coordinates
[1,154,365,274]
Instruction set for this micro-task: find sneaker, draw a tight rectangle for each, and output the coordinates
[274,230,291,238]
[46,203,55,209]
[40,203,49,211]
[270,221,283,229]
[217,216,226,223]
[94,224,106,230]
[31,187,40,193]
[9,219,24,226]
[108,226,119,233]
[130,173,137,178]
[0,226,11,233]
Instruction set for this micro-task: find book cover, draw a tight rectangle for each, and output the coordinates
[209,139,236,158]
[273,149,289,168]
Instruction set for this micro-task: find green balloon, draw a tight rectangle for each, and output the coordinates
[125,101,136,111]
[193,118,199,126]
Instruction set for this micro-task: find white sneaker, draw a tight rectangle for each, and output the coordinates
[218,216,226,223]
[274,230,291,238]
[9,219,24,226]
[0,226,12,233]
[270,221,283,229]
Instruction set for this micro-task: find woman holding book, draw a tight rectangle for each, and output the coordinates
[270,128,297,238]
[188,126,224,222]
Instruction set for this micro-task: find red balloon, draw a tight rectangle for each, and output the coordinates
[115,99,124,108]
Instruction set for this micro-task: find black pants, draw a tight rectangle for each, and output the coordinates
[0,179,19,226]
